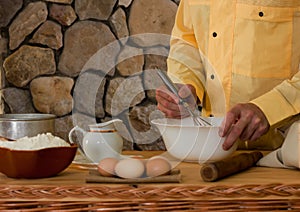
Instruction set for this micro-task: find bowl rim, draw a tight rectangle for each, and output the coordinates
[151,117,223,128]
[0,113,56,121]
[0,143,78,152]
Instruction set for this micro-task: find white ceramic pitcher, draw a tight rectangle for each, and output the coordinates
[69,119,124,163]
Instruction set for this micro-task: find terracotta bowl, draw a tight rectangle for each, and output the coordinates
[0,144,77,178]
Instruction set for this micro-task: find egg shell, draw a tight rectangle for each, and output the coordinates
[146,157,171,177]
[148,155,170,162]
[97,157,119,177]
[115,158,145,179]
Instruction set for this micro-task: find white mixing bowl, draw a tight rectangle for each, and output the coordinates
[151,117,237,163]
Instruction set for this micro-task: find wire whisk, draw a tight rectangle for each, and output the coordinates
[156,69,211,126]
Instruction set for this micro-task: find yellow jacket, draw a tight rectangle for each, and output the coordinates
[167,0,300,149]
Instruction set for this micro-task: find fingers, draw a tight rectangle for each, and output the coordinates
[218,111,238,137]
[178,84,198,111]
[156,95,188,118]
[178,84,196,99]
[222,118,247,150]
[156,84,197,119]
[220,103,270,150]
[246,116,269,141]
[156,86,179,104]
[156,86,189,118]
[239,116,261,141]
[157,103,188,118]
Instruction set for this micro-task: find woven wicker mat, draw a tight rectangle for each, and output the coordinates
[86,169,181,183]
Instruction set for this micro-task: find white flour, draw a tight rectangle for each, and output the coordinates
[0,133,70,150]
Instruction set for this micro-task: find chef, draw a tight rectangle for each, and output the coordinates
[156,0,300,151]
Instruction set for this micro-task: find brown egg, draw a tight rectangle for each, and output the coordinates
[97,157,119,177]
[146,157,172,177]
[114,158,145,179]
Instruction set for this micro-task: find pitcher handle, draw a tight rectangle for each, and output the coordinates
[68,126,86,155]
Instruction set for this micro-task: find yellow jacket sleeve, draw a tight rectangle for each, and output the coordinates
[251,71,300,126]
[167,0,207,108]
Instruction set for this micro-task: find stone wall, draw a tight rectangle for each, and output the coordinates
[0,0,179,150]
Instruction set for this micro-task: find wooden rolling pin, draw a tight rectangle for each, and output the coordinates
[200,151,263,182]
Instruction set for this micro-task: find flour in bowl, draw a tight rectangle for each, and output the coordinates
[0,133,70,150]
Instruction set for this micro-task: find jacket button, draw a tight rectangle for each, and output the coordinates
[212,32,217,37]
[210,74,215,80]
[259,11,264,17]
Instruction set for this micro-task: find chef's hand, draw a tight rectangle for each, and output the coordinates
[156,84,197,118]
[219,103,270,150]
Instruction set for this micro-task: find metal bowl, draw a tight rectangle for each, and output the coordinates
[0,113,56,140]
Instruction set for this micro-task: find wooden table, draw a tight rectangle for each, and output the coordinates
[0,151,300,211]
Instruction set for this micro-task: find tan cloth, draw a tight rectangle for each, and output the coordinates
[257,121,300,169]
